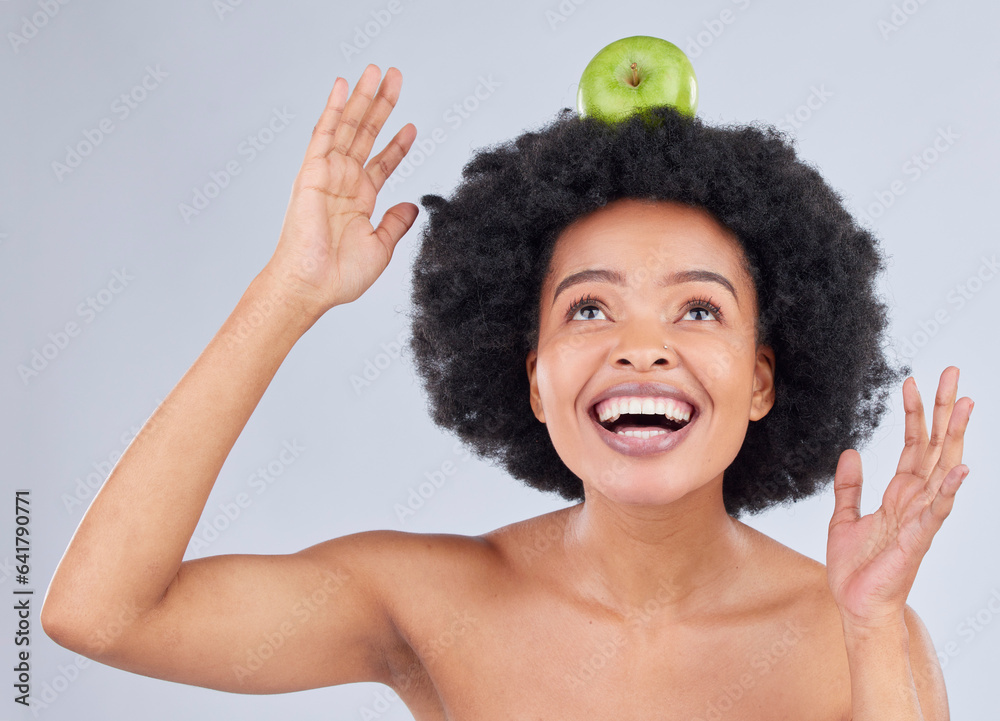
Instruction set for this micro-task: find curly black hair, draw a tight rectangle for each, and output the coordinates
[405,104,910,519]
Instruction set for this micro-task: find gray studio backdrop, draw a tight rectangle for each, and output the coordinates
[3,0,997,719]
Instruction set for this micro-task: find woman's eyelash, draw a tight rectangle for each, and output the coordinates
[685,296,724,319]
[566,294,601,318]
[565,294,724,319]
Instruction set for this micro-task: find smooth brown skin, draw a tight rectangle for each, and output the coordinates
[42,65,951,720]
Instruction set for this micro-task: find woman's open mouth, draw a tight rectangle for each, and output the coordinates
[589,396,697,456]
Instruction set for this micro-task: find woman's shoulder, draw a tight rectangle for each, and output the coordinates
[736,520,835,596]
[361,514,854,719]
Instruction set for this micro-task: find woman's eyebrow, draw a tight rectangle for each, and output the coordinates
[659,269,740,308]
[551,269,626,307]
[551,268,739,308]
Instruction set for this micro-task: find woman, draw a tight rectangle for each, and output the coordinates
[42,64,973,720]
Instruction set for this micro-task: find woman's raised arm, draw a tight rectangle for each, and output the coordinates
[40,64,421,692]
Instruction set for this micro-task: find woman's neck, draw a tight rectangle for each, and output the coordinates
[559,478,752,625]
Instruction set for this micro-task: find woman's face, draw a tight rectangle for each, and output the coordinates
[526,198,776,506]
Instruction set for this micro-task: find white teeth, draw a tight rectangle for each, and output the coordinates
[616,429,667,438]
[595,396,693,425]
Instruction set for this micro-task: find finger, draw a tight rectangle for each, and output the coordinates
[831,449,863,527]
[365,123,417,193]
[371,201,420,255]
[926,395,973,496]
[328,64,382,158]
[345,66,404,166]
[917,367,959,479]
[304,77,348,162]
[894,376,928,477]
[920,463,969,538]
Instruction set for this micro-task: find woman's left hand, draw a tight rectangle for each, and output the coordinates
[826,366,974,632]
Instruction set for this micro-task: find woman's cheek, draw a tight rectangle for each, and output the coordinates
[699,333,751,385]
[549,329,592,366]
[702,338,736,381]
[534,350,571,421]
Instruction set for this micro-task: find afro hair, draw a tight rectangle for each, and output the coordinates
[406,104,910,519]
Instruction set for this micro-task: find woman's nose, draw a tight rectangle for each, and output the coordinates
[612,318,674,370]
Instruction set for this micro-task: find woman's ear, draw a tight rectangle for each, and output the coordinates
[750,345,776,421]
[525,349,546,423]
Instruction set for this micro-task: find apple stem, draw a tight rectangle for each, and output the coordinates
[630,62,639,87]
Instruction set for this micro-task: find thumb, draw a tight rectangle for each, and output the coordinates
[372,202,419,255]
[831,449,863,526]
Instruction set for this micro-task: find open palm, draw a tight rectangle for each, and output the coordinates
[267,64,419,316]
[826,366,974,630]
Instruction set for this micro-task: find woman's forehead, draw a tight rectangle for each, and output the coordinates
[544,199,750,287]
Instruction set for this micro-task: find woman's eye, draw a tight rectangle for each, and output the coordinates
[684,305,718,322]
[572,304,606,321]
[566,296,720,322]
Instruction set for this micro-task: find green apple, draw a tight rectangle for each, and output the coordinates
[576,35,698,123]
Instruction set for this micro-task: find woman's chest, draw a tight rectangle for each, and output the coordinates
[387,588,853,721]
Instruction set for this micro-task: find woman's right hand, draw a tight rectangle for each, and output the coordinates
[264,64,419,318]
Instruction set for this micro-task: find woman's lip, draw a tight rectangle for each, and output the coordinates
[588,407,697,457]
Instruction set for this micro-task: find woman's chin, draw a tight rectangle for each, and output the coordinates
[582,471,704,508]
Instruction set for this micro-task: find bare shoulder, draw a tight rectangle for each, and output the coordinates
[738,520,831,589]
[331,527,501,627]
[344,514,574,666]
[735,520,845,629]
[331,528,501,690]
[737,525,948,719]
[902,604,950,720]
[734,522,854,710]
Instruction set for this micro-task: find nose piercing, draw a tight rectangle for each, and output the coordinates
[663,345,670,350]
